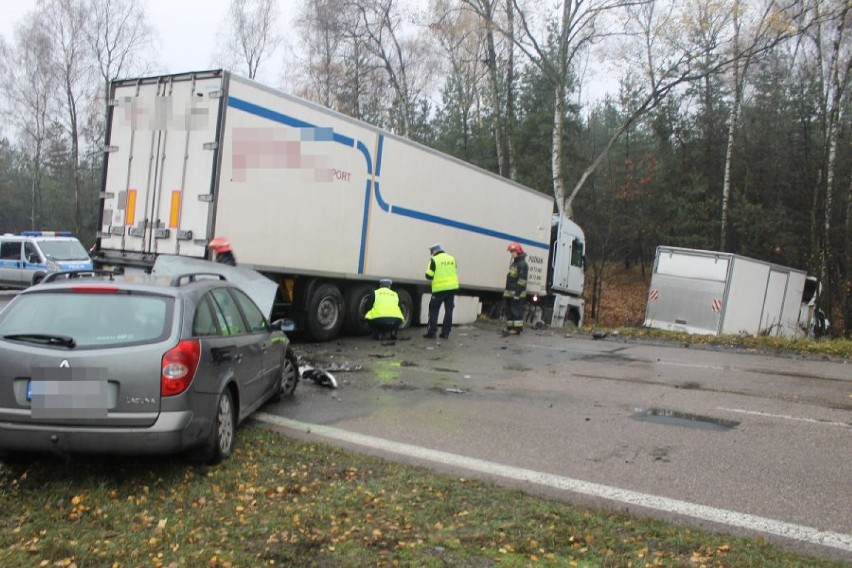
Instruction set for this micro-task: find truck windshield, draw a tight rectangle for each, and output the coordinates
[38,239,90,261]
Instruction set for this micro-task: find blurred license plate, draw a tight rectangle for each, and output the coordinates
[28,380,110,419]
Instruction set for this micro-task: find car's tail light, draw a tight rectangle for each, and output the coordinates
[161,339,201,396]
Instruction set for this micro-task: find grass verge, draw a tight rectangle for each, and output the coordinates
[585,327,852,360]
[1,424,845,567]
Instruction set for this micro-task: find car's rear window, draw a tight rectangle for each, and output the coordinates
[0,291,172,347]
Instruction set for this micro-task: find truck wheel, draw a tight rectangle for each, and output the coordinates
[343,284,374,335]
[306,283,344,341]
[396,289,414,329]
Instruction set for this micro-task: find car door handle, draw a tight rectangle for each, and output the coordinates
[211,346,242,363]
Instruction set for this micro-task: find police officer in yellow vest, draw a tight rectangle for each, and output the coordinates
[424,243,459,339]
[364,278,405,341]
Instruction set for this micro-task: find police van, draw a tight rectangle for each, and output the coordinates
[0,231,93,289]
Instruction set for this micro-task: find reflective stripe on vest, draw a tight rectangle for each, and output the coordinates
[365,288,404,320]
[427,252,459,292]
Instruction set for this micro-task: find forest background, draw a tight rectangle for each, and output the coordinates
[0,0,849,336]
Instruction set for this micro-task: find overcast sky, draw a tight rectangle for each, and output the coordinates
[1,0,614,108]
[0,0,297,81]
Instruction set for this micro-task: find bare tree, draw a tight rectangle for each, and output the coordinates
[455,0,517,178]
[351,0,438,137]
[1,14,57,230]
[509,0,649,217]
[429,0,489,153]
[86,0,155,104]
[41,0,92,235]
[798,0,850,333]
[719,0,798,250]
[215,0,282,80]
[560,0,805,219]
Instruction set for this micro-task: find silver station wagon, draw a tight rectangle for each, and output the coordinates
[0,270,298,463]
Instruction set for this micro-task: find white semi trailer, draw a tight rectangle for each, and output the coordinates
[94,70,586,340]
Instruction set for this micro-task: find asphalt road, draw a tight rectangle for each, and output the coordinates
[263,322,852,562]
[2,289,848,560]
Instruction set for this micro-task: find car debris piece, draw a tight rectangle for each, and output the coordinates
[300,366,338,389]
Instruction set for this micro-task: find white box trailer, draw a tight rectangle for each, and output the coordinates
[643,246,809,338]
[95,70,586,340]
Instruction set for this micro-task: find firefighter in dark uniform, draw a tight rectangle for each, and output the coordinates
[502,242,528,336]
[208,237,237,266]
[364,278,405,341]
[423,243,459,339]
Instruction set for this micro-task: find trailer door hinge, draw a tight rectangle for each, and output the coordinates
[104,145,119,153]
[153,228,170,239]
[176,230,193,241]
[198,194,214,202]
[203,142,218,150]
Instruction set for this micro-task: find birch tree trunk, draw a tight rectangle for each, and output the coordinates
[719,0,741,252]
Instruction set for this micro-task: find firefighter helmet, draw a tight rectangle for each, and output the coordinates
[507,242,524,255]
[207,237,232,253]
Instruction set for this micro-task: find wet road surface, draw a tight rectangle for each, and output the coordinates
[262,322,852,561]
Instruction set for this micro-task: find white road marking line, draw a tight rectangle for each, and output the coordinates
[254,412,852,554]
[657,360,727,370]
[717,407,852,428]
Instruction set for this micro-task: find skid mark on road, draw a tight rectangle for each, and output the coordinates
[255,412,852,555]
[717,407,852,428]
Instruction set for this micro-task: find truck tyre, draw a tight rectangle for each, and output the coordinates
[343,284,374,335]
[306,283,344,341]
[396,289,414,329]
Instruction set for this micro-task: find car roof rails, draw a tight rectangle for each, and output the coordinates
[42,269,119,284]
[169,273,228,287]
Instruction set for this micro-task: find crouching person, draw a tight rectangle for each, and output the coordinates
[364,278,404,341]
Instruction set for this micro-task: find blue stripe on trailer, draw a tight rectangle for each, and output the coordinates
[227,96,551,270]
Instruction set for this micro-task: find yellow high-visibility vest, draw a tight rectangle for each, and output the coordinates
[365,288,404,320]
[425,252,459,293]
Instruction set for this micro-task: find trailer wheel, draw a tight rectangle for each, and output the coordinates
[396,289,414,329]
[343,284,373,336]
[305,283,344,341]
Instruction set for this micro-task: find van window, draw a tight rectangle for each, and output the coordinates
[24,242,41,264]
[0,242,22,261]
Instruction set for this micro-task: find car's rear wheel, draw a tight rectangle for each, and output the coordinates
[202,390,235,464]
[274,352,299,400]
